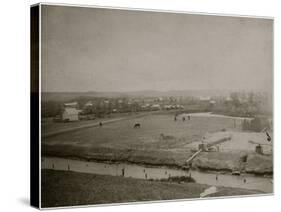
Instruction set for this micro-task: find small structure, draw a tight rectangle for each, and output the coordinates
[255,144,264,155]
[151,104,161,111]
[62,108,79,122]
[84,101,93,107]
[164,105,172,110]
[232,171,241,176]
[198,143,208,152]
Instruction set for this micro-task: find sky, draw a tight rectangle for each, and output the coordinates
[41,5,273,93]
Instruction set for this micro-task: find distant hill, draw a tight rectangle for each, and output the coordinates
[41,90,235,102]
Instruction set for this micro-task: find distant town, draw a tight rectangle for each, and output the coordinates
[41,91,272,131]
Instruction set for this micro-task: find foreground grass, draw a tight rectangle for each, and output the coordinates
[41,170,260,208]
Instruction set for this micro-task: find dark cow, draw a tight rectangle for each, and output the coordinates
[133,123,141,128]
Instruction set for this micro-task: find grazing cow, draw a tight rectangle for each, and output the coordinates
[134,123,141,128]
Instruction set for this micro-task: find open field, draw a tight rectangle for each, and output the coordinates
[43,113,239,168]
[42,111,160,137]
[42,113,272,173]
[41,170,261,208]
[43,113,239,150]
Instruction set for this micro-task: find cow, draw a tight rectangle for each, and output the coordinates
[133,123,141,128]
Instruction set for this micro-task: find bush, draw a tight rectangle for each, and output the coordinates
[167,176,196,183]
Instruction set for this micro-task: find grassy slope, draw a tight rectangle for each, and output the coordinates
[42,114,236,167]
[41,170,260,208]
[193,152,273,174]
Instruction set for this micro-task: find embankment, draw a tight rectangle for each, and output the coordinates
[42,144,193,168]
[192,152,273,175]
[42,144,273,175]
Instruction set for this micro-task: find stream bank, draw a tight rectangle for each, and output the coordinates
[42,156,273,193]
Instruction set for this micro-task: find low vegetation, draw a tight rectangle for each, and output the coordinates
[242,117,271,132]
[41,170,260,208]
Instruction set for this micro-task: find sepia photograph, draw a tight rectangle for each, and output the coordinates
[37,4,273,208]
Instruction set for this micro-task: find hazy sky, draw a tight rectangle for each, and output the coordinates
[41,5,273,93]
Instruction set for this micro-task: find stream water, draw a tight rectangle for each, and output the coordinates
[42,157,273,193]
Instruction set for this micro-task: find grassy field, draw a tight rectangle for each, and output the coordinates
[42,113,240,167]
[43,113,238,150]
[42,111,154,136]
[41,170,260,208]
[42,113,272,173]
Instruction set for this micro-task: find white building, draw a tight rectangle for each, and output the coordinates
[199,96,211,101]
[84,101,93,107]
[62,108,79,121]
[64,102,78,108]
[151,104,161,110]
